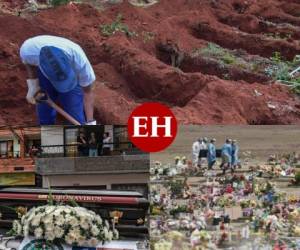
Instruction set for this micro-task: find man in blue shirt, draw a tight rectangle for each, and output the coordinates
[207,138,216,170]
[20,35,96,125]
[220,139,232,174]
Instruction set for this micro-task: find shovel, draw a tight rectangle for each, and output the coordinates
[34,90,81,125]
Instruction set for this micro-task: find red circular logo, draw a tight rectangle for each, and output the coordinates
[127,102,177,153]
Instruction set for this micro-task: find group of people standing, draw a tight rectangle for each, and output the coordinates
[192,138,239,174]
[220,139,239,174]
[77,131,112,157]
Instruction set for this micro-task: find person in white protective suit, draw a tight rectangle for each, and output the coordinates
[192,138,202,167]
[198,137,208,168]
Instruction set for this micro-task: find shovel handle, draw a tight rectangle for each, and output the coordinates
[35,90,81,125]
[46,99,81,125]
[34,90,49,103]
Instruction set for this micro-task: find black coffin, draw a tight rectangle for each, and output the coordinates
[0,188,149,238]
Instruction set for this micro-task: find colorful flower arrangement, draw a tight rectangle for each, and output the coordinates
[168,180,185,198]
[150,153,300,249]
[254,162,295,178]
[239,199,258,209]
[293,225,300,237]
[262,215,283,232]
[11,205,118,247]
[169,205,189,216]
[253,181,275,196]
[190,229,212,248]
[150,157,194,180]
[252,211,300,237]
[150,161,165,176]
[287,194,299,203]
[153,231,207,250]
[215,195,236,208]
[153,240,173,250]
[288,208,300,223]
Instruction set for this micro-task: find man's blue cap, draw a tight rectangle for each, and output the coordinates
[39,46,77,93]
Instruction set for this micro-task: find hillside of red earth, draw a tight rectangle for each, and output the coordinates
[1,0,300,125]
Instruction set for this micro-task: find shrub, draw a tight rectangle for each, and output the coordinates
[266,52,300,94]
[222,53,236,64]
[271,51,282,63]
[198,43,240,66]
[100,14,137,37]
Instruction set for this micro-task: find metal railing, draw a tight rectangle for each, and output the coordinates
[37,142,146,158]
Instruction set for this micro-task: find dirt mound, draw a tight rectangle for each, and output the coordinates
[0,0,300,125]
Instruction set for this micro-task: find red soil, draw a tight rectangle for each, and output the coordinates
[0,0,300,125]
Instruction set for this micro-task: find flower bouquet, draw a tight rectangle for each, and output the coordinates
[288,208,300,223]
[169,205,188,217]
[167,180,185,198]
[175,156,189,175]
[216,195,236,208]
[239,199,258,209]
[293,225,300,237]
[151,161,172,177]
[288,194,299,203]
[190,229,212,249]
[175,156,181,165]
[11,205,118,247]
[254,180,274,196]
[153,240,173,250]
[153,231,190,250]
[151,205,163,216]
[242,208,253,217]
[261,215,284,232]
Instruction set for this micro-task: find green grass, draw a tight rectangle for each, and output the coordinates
[192,43,300,94]
[194,42,247,68]
[222,53,236,64]
[196,43,225,58]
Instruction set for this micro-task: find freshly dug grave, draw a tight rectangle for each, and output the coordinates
[0,0,300,125]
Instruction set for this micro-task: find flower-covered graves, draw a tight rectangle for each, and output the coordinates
[150,155,300,249]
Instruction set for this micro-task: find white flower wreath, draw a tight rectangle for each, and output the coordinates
[11,205,119,247]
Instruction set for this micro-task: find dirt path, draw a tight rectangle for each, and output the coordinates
[152,125,300,163]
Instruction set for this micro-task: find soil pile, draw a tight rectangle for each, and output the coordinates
[0,0,300,125]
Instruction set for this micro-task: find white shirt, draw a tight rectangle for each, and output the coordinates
[192,141,200,154]
[20,35,96,87]
[199,142,207,150]
[103,136,113,150]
